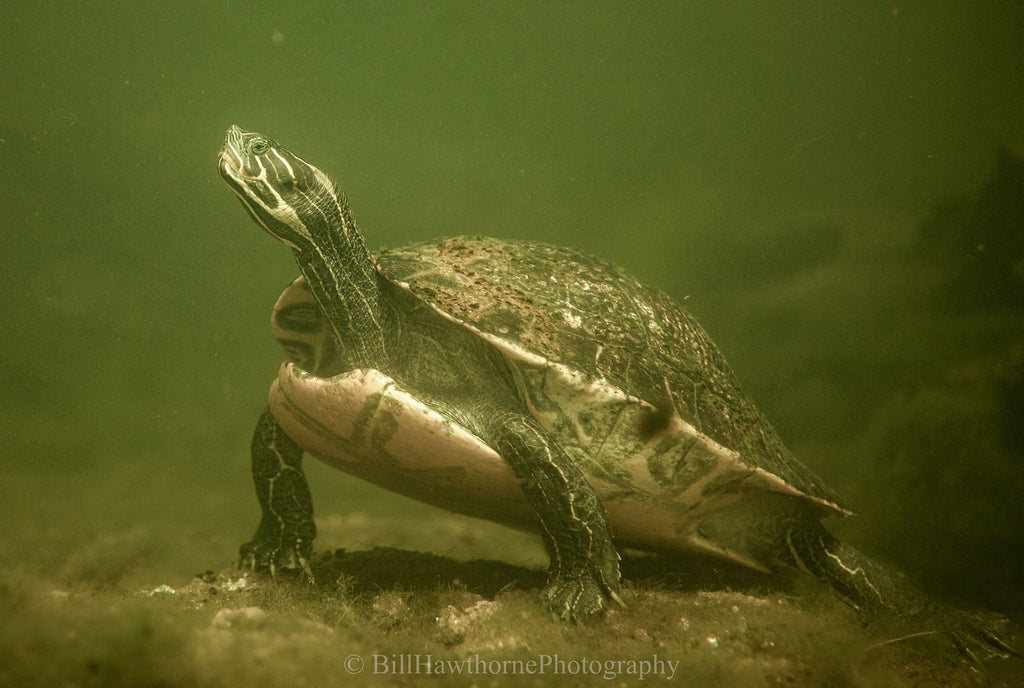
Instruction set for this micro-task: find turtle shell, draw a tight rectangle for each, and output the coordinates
[380,236,843,499]
[269,236,848,567]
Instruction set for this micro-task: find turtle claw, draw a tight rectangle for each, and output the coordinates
[947,612,1020,664]
[238,529,316,583]
[607,588,628,610]
[293,553,316,583]
[543,570,623,623]
[544,578,604,623]
[873,608,1020,666]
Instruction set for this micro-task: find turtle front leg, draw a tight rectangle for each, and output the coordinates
[491,413,623,622]
[239,406,317,580]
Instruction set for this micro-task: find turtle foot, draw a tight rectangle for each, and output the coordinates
[944,610,1020,664]
[870,607,1019,666]
[238,521,316,582]
[543,570,625,623]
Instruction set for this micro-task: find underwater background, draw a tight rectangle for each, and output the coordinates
[2,2,1022,686]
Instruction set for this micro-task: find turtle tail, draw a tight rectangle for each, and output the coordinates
[782,521,1018,662]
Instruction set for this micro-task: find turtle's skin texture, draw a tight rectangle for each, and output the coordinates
[217,126,1014,659]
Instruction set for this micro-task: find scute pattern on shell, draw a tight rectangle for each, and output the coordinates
[376,237,844,511]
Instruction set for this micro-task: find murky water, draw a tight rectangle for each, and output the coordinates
[2,3,1022,685]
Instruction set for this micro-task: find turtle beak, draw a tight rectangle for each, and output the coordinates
[218,148,237,180]
[224,124,245,153]
[219,125,246,177]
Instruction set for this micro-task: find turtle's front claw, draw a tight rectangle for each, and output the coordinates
[238,517,316,582]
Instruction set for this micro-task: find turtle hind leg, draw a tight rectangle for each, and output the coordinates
[780,520,895,616]
[783,520,1019,662]
[239,406,317,581]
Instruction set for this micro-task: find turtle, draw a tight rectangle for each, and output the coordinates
[217,125,1014,658]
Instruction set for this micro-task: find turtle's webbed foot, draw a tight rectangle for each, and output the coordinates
[870,605,1019,666]
[944,610,1020,664]
[543,560,625,623]
[789,525,1019,664]
[243,409,316,581]
[238,516,316,582]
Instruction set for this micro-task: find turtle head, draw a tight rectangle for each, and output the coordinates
[218,125,348,252]
[219,126,386,366]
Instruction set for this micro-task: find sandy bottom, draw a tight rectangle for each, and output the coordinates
[1,461,1020,688]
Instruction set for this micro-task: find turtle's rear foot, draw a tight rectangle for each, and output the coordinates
[544,570,625,623]
[867,606,1019,665]
[930,609,1019,663]
[783,521,1018,663]
[542,544,625,623]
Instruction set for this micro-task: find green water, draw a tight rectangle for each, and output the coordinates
[2,3,1022,685]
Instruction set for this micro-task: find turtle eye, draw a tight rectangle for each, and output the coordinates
[249,138,271,155]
